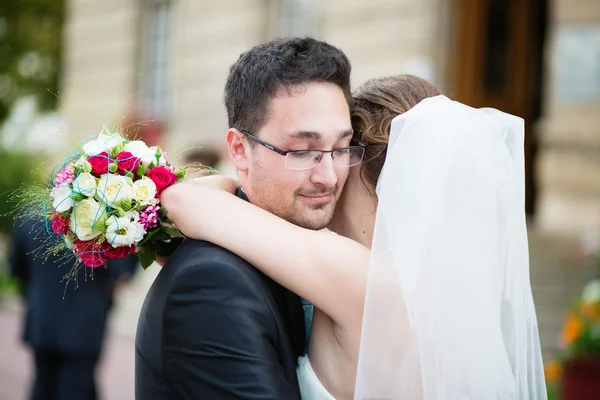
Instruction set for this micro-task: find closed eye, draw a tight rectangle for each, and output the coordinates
[288,151,314,159]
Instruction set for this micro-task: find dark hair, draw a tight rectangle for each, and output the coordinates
[351,74,441,187]
[224,37,352,135]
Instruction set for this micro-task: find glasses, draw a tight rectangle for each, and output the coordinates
[240,130,365,171]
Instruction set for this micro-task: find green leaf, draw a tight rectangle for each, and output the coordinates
[139,228,160,245]
[174,167,187,180]
[164,227,183,238]
[149,230,171,242]
[158,207,169,219]
[136,163,147,177]
[112,142,125,157]
[137,246,156,270]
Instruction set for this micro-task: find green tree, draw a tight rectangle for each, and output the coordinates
[0,0,65,124]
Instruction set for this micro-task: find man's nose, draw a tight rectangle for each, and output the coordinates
[310,153,337,188]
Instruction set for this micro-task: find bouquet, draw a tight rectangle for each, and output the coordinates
[46,125,187,270]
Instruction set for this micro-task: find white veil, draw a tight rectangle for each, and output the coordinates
[354,96,547,399]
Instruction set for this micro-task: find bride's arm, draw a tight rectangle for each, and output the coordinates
[161,181,369,327]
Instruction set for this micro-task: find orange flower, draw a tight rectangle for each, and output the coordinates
[561,313,583,346]
[544,360,562,382]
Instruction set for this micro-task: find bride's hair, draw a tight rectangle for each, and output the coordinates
[351,74,440,187]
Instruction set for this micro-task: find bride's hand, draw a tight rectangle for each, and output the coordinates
[189,175,239,194]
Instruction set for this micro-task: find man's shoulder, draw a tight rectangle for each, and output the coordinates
[168,239,250,268]
[141,239,274,325]
[162,239,267,285]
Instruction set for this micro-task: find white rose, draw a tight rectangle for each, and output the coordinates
[96,174,133,207]
[52,186,74,213]
[82,127,123,156]
[125,140,156,168]
[69,197,107,240]
[105,215,146,247]
[72,172,97,197]
[132,177,157,205]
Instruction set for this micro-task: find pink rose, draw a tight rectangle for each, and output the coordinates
[146,166,178,193]
[105,244,136,259]
[116,151,141,176]
[88,152,110,177]
[51,212,70,235]
[73,240,109,268]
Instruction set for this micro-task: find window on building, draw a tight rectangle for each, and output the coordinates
[139,0,173,121]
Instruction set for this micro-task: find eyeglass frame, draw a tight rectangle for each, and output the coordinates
[239,129,365,170]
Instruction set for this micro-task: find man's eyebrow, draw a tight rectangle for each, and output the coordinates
[339,129,353,139]
[288,131,322,140]
[287,129,354,141]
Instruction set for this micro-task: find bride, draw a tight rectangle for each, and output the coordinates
[160,75,547,399]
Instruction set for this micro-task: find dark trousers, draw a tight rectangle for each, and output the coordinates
[30,350,99,400]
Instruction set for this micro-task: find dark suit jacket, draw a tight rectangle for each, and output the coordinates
[9,215,138,355]
[135,190,305,399]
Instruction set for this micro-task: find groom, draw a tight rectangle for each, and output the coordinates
[135,37,354,399]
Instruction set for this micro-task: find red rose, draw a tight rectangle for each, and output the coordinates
[51,211,70,235]
[105,244,136,259]
[146,166,178,193]
[116,152,140,176]
[73,240,109,268]
[88,152,110,176]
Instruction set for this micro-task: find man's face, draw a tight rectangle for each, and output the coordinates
[242,82,352,230]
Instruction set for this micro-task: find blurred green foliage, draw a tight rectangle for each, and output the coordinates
[0,0,65,123]
[0,256,19,296]
[0,148,43,235]
[547,385,558,400]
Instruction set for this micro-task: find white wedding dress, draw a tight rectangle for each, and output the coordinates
[296,96,546,399]
[297,355,336,400]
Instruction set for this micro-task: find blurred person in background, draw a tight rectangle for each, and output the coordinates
[10,213,138,400]
[184,147,222,170]
[121,109,166,147]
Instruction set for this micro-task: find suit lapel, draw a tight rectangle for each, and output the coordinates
[235,188,306,358]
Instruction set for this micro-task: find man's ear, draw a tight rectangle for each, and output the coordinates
[226,128,249,172]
